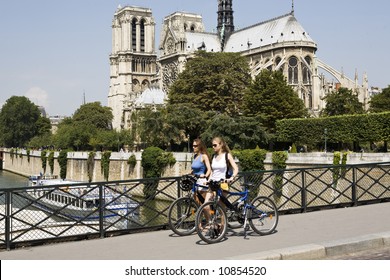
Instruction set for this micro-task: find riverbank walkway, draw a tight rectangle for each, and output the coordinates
[0,202,389,260]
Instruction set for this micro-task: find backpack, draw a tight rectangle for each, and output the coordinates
[225,152,233,179]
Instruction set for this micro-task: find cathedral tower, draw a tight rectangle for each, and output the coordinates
[108,6,157,130]
[217,0,234,48]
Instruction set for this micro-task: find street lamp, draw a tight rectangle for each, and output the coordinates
[324,128,327,153]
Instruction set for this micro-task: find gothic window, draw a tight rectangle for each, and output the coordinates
[141,59,146,72]
[140,19,145,52]
[142,80,149,90]
[132,18,137,51]
[308,92,313,109]
[302,56,312,84]
[190,25,195,32]
[132,79,141,92]
[288,56,298,84]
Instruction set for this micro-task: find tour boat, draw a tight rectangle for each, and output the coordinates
[26,174,139,223]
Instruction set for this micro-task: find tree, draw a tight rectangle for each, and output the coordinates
[168,51,252,117]
[243,70,308,132]
[369,85,390,113]
[53,102,114,151]
[0,96,51,147]
[201,114,269,149]
[164,104,208,145]
[321,87,364,116]
[73,102,113,129]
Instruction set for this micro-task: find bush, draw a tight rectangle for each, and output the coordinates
[58,150,68,179]
[272,151,288,201]
[141,147,176,198]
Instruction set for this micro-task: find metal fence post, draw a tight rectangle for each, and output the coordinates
[301,170,307,213]
[352,167,357,206]
[5,190,11,250]
[99,184,104,238]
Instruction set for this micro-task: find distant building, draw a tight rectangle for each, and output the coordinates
[49,115,66,134]
[38,106,47,118]
[108,1,371,130]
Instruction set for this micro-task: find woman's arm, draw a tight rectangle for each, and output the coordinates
[202,154,212,178]
[227,153,238,180]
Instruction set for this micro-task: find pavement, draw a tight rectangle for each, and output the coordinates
[0,202,389,260]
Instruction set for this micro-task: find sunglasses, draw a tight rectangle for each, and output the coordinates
[193,144,198,147]
[212,144,219,147]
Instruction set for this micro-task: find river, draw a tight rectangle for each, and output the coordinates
[0,170,28,189]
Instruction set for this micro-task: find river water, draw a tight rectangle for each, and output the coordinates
[0,170,28,189]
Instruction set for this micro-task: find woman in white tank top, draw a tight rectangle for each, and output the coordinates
[205,136,238,203]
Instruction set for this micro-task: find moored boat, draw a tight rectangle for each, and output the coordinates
[25,175,139,223]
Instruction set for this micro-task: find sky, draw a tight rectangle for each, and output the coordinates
[0,0,389,117]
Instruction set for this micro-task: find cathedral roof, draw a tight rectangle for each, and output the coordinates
[224,13,317,52]
[185,32,221,53]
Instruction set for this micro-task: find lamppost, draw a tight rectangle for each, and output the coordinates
[324,128,327,153]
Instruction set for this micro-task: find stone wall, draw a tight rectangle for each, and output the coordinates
[1,148,389,181]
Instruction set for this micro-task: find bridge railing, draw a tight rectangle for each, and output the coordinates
[1,162,389,250]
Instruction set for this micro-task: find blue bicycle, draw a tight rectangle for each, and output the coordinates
[168,174,206,236]
[195,180,279,244]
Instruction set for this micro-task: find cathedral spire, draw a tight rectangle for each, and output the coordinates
[217,0,234,49]
[292,0,295,15]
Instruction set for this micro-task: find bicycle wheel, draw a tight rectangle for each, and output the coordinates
[196,201,227,244]
[168,197,198,236]
[248,196,279,235]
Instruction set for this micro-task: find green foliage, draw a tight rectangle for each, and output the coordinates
[291,143,297,153]
[243,70,308,132]
[101,151,111,181]
[164,104,208,146]
[127,154,137,170]
[321,87,364,116]
[272,151,288,201]
[10,148,15,162]
[272,151,288,170]
[141,147,176,198]
[341,151,348,177]
[73,102,113,129]
[234,148,267,172]
[276,112,390,150]
[137,109,168,148]
[58,150,68,179]
[200,114,269,149]
[41,150,47,174]
[0,96,51,147]
[53,102,114,151]
[369,85,390,113]
[48,151,55,175]
[169,51,251,117]
[332,152,341,184]
[87,152,96,182]
[26,149,31,162]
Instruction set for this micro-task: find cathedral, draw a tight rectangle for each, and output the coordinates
[108,1,369,131]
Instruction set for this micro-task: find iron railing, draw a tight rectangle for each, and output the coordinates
[1,162,389,250]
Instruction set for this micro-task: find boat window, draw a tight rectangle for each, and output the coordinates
[86,200,94,208]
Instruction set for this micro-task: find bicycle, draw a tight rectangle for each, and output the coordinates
[167,174,206,236]
[195,179,279,244]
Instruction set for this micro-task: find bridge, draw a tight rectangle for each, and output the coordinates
[0,162,389,259]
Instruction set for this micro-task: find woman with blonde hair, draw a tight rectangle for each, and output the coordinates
[205,136,238,202]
